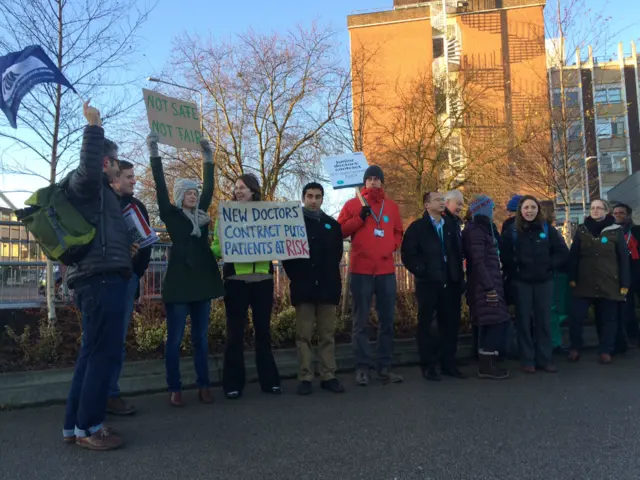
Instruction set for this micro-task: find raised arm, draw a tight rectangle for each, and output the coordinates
[147,133,173,218]
[66,102,104,199]
[199,139,214,211]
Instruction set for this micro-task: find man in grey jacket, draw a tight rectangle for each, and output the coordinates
[62,101,133,451]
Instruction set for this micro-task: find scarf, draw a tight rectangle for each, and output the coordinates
[173,178,210,237]
[302,207,322,221]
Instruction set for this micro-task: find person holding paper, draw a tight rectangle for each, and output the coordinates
[105,160,152,416]
[211,174,281,399]
[147,132,224,407]
[282,182,345,395]
[338,165,404,387]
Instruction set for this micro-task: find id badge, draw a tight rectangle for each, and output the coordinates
[374,228,385,238]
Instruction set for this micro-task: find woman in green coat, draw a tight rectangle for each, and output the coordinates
[147,133,224,407]
[212,174,281,399]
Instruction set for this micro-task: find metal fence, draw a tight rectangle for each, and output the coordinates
[0,220,414,309]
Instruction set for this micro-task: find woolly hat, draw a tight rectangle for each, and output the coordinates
[507,194,523,213]
[363,165,384,184]
[469,195,495,220]
[173,178,200,208]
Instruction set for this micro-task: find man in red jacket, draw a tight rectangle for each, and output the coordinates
[338,165,404,386]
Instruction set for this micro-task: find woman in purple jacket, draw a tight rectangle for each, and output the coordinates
[463,195,510,379]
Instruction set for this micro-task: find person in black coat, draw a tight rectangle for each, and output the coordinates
[282,182,345,395]
[500,195,568,373]
[401,191,465,381]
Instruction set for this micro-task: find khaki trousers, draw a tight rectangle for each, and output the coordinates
[295,304,337,382]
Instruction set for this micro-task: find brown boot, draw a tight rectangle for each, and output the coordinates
[477,350,510,380]
[198,388,213,404]
[599,353,612,364]
[169,392,184,407]
[106,397,137,416]
[75,428,123,451]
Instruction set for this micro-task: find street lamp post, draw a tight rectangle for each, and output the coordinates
[147,77,204,135]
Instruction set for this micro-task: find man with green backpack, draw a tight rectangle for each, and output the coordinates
[56,102,133,450]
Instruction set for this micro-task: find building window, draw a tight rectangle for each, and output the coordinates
[600,151,628,173]
[567,121,582,141]
[596,118,626,138]
[552,88,580,107]
[594,87,622,105]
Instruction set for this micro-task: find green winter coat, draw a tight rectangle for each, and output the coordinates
[150,157,224,303]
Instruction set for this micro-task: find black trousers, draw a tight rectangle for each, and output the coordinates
[222,279,280,394]
[415,281,462,370]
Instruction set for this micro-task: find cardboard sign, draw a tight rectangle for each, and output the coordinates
[123,203,159,249]
[322,152,369,189]
[143,88,201,150]
[218,201,309,263]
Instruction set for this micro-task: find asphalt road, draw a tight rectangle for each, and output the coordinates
[1,355,640,480]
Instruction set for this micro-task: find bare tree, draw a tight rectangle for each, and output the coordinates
[163,24,350,201]
[514,0,617,241]
[0,0,155,321]
[372,68,539,218]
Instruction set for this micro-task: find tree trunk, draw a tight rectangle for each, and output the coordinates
[46,0,64,325]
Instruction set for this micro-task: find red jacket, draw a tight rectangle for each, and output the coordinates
[338,188,404,275]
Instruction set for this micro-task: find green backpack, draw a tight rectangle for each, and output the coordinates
[14,183,96,265]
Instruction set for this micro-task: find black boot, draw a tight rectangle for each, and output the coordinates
[477,350,509,380]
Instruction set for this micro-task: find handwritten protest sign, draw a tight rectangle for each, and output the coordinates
[142,88,201,150]
[218,201,310,263]
[322,152,369,189]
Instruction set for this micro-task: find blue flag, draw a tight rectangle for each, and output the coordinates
[0,45,76,129]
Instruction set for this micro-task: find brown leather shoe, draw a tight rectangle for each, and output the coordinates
[522,366,536,374]
[198,388,213,404]
[599,354,612,364]
[75,428,123,451]
[106,396,137,416]
[169,392,184,407]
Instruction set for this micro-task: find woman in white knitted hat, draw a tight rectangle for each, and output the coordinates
[147,133,224,407]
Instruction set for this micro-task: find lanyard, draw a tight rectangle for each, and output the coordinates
[370,200,385,228]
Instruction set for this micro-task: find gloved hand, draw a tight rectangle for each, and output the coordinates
[147,132,159,157]
[360,206,371,221]
[200,138,213,163]
[486,289,498,306]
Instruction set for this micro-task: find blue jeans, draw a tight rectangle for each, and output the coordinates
[165,301,211,392]
[63,273,128,438]
[350,273,397,371]
[108,273,139,398]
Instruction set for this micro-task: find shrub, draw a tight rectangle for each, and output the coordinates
[271,306,297,347]
[133,302,167,354]
[4,319,61,365]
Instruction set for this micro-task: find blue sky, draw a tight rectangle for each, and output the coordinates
[1,0,638,211]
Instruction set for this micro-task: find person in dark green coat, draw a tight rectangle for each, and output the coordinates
[147,133,224,407]
[212,173,281,399]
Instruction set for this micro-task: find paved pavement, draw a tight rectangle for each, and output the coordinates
[1,355,640,480]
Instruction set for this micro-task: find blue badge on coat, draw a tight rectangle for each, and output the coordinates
[601,237,608,244]
[539,232,547,239]
[324,223,331,230]
[383,215,389,223]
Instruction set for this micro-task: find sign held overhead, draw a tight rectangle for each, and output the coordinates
[142,88,201,150]
[322,152,369,190]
